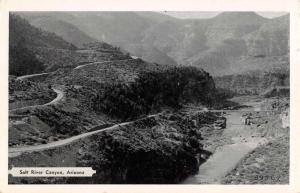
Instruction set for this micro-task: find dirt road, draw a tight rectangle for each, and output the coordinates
[74,59,135,69]
[44,88,64,105]
[16,72,49,81]
[9,88,64,114]
[9,113,161,158]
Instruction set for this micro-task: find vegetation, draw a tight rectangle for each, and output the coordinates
[9,39,45,76]
[83,42,122,53]
[95,66,216,120]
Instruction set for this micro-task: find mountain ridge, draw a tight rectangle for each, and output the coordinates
[15,11,289,75]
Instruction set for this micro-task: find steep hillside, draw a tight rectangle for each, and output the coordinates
[28,17,96,47]
[10,14,76,50]
[9,14,77,75]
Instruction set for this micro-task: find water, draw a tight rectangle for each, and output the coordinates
[182,98,267,184]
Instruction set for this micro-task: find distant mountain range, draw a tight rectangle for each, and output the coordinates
[15,11,289,75]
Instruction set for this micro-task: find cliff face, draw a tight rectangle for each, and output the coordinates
[214,69,289,95]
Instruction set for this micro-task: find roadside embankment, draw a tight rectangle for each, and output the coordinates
[9,112,225,184]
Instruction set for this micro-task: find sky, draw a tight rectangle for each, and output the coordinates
[161,11,288,19]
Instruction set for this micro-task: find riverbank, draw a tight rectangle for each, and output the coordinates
[221,97,289,184]
[221,134,289,184]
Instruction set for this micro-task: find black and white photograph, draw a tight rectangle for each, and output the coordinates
[7,10,290,184]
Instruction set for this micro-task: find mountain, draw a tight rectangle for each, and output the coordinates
[9,14,77,76]
[15,12,289,76]
[18,12,155,45]
[26,17,96,47]
[17,11,178,66]
[244,14,289,57]
[10,14,76,50]
[203,12,267,46]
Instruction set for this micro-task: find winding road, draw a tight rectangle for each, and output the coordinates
[9,113,161,158]
[74,58,135,70]
[10,58,136,113]
[45,88,64,105]
[9,88,64,114]
[17,72,49,81]
[10,58,135,156]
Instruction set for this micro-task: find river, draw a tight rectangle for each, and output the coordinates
[182,96,268,184]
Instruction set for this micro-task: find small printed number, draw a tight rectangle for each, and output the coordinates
[254,175,281,182]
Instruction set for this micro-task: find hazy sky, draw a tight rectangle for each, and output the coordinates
[161,11,288,19]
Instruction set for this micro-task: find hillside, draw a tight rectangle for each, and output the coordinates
[124,44,178,65]
[9,14,77,75]
[28,17,96,47]
[244,14,289,57]
[10,14,76,50]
